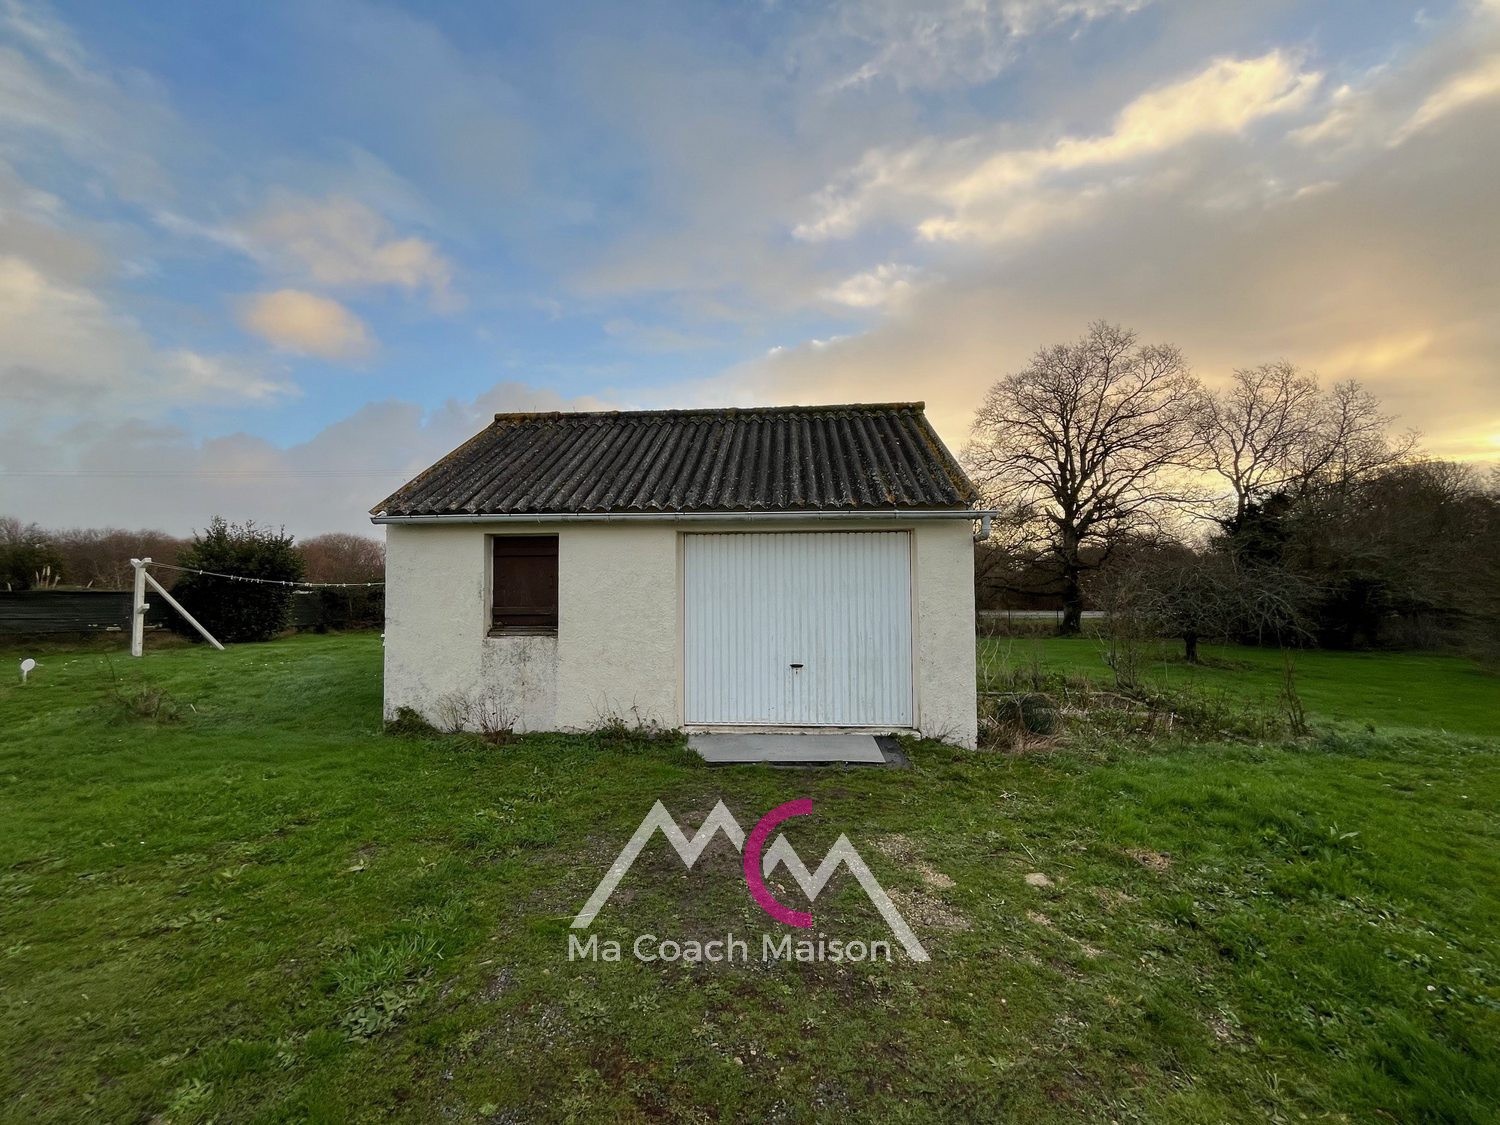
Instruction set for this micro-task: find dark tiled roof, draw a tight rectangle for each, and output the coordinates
[372,402,978,517]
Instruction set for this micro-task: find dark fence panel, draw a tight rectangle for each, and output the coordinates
[0,591,170,636]
[289,591,321,630]
[289,588,385,632]
[0,588,383,637]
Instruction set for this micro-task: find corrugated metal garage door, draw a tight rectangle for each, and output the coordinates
[683,531,913,727]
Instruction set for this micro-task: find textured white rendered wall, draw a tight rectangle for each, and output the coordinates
[383,518,977,746]
[913,520,980,748]
[553,523,680,730]
[383,523,558,731]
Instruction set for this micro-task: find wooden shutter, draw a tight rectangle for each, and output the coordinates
[491,535,558,631]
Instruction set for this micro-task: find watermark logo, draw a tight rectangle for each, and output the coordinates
[572,798,928,962]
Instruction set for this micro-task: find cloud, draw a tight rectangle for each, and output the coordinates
[0,253,291,416]
[0,381,613,537]
[239,289,375,362]
[1291,3,1500,155]
[242,194,459,310]
[0,158,104,281]
[716,12,1500,472]
[796,50,1322,244]
[820,262,926,309]
[0,0,179,204]
[1315,331,1436,379]
[0,34,288,426]
[1392,51,1500,143]
[284,2,533,222]
[1287,82,1365,149]
[601,317,717,352]
[809,0,1153,91]
[748,179,1497,472]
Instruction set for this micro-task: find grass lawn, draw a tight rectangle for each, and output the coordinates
[1,633,1498,1122]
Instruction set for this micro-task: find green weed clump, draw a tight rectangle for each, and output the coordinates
[324,933,445,1040]
[115,684,181,723]
[979,654,1284,748]
[1130,684,1287,742]
[383,706,443,740]
[590,706,688,756]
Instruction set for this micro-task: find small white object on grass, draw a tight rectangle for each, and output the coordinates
[20,658,37,684]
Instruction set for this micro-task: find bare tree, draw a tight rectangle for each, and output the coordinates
[1203,364,1415,523]
[1141,549,1309,663]
[1201,361,1322,524]
[50,527,190,589]
[1096,543,1309,671]
[1298,379,1417,495]
[300,532,385,584]
[967,321,1208,634]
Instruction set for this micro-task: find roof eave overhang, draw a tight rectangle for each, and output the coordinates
[371,508,995,525]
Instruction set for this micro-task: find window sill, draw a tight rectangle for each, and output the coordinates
[487,626,558,638]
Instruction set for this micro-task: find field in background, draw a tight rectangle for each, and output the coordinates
[1,633,1497,1122]
[980,635,1500,738]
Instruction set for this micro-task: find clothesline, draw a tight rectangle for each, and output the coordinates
[148,561,384,589]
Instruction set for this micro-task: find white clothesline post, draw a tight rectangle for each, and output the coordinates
[130,557,225,655]
[130,556,149,658]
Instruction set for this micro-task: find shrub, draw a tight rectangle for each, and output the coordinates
[428,688,518,744]
[168,518,304,643]
[979,691,1059,747]
[0,518,64,590]
[1015,692,1059,734]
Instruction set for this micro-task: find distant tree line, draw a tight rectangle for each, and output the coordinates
[0,518,386,642]
[969,322,1500,655]
[0,518,384,592]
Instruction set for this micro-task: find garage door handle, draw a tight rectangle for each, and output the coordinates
[789,663,804,670]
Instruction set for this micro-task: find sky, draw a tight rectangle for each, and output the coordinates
[1,0,1497,537]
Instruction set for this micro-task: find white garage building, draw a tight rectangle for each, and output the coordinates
[372,403,981,747]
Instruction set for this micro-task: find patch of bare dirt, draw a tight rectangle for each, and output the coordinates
[346,842,379,874]
[871,834,956,889]
[888,887,970,932]
[1090,886,1135,911]
[1208,1015,1235,1042]
[1125,848,1172,873]
[481,965,515,1002]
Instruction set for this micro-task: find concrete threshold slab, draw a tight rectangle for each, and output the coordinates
[689,733,889,765]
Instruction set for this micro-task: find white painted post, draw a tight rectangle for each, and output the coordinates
[142,569,225,651]
[130,557,150,658]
